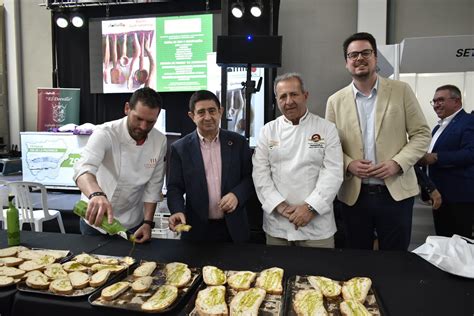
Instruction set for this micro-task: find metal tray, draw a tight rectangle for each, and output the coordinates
[17,254,136,297]
[185,269,285,316]
[88,261,202,314]
[282,275,387,316]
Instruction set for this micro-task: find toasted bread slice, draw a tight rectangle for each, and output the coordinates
[175,224,192,233]
[141,285,178,312]
[68,271,90,289]
[340,300,371,316]
[227,271,257,291]
[0,266,26,278]
[0,275,15,287]
[165,262,191,288]
[203,266,226,286]
[341,277,372,303]
[230,287,266,316]
[101,281,130,301]
[26,271,50,289]
[99,257,119,265]
[195,285,228,316]
[24,270,44,279]
[50,277,74,295]
[0,247,19,258]
[17,250,44,260]
[308,276,342,299]
[44,263,68,279]
[91,263,125,273]
[89,269,112,288]
[120,256,135,266]
[293,289,327,316]
[255,267,284,295]
[33,255,56,266]
[132,276,154,293]
[62,261,88,273]
[0,257,24,267]
[18,260,46,272]
[133,261,157,277]
[73,253,99,266]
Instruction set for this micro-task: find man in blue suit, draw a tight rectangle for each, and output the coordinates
[167,90,253,243]
[419,84,474,238]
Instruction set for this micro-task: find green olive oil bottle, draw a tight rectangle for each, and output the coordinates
[7,195,20,246]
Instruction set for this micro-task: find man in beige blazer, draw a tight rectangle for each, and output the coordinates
[326,32,431,250]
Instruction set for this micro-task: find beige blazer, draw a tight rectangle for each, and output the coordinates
[326,76,431,205]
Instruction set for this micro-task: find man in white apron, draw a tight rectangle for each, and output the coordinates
[73,87,167,243]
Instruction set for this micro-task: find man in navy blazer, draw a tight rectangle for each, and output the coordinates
[419,84,474,238]
[167,90,253,243]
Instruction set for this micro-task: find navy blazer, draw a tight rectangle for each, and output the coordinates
[166,129,254,242]
[429,110,474,203]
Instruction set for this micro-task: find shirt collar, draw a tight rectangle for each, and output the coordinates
[352,76,379,98]
[282,109,310,125]
[197,129,220,143]
[438,108,462,126]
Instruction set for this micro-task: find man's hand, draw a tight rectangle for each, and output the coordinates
[275,202,297,219]
[218,193,238,214]
[288,205,316,228]
[133,224,152,243]
[347,159,373,178]
[86,195,114,227]
[430,189,442,210]
[418,153,438,166]
[169,212,186,232]
[367,160,401,179]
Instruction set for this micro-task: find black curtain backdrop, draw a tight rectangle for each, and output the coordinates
[53,0,221,135]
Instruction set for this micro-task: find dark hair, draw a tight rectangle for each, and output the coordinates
[436,84,462,101]
[129,87,163,110]
[189,90,221,112]
[343,32,378,60]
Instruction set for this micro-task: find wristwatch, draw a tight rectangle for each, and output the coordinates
[306,204,317,214]
[142,220,155,229]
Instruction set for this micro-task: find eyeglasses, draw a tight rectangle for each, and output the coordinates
[346,49,374,60]
[430,97,458,106]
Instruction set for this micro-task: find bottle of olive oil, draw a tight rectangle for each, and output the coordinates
[7,195,20,246]
[73,200,135,241]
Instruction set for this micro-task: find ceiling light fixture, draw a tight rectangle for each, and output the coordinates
[231,1,244,19]
[55,13,69,28]
[250,1,263,17]
[71,13,84,28]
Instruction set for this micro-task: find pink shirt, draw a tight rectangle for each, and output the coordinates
[198,131,223,219]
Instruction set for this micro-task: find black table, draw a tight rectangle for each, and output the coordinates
[2,231,474,316]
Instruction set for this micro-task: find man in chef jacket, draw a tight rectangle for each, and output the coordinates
[73,87,167,243]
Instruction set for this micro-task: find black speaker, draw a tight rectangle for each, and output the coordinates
[216,35,282,67]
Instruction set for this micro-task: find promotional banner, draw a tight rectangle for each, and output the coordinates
[37,88,80,131]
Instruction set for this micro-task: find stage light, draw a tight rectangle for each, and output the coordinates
[71,13,84,28]
[55,14,69,28]
[247,35,253,41]
[250,1,263,17]
[231,1,244,18]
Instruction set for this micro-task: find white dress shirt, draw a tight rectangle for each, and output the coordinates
[73,117,167,229]
[428,108,463,153]
[252,111,343,241]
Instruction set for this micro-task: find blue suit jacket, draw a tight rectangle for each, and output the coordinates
[166,129,254,242]
[429,110,474,203]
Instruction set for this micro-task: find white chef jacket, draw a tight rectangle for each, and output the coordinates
[73,117,167,229]
[252,111,343,241]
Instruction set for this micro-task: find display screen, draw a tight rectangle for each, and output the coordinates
[90,13,214,94]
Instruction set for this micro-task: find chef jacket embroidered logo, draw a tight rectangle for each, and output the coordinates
[145,158,158,168]
[308,134,325,148]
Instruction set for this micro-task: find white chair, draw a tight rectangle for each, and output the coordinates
[6,181,66,233]
[0,180,8,229]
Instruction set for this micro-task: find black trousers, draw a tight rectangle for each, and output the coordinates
[433,203,474,239]
[340,185,414,250]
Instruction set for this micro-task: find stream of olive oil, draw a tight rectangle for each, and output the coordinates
[127,237,136,276]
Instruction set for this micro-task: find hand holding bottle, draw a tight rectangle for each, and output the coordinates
[86,195,114,227]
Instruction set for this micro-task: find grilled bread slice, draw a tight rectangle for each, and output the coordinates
[73,253,99,266]
[99,257,119,265]
[0,275,15,287]
[141,285,178,312]
[255,267,284,295]
[175,224,192,233]
[0,247,19,258]
[293,289,327,316]
[340,300,372,316]
[101,281,130,301]
[307,276,342,299]
[0,257,24,267]
[62,261,88,273]
[133,261,157,277]
[132,276,154,293]
[203,266,227,286]
[195,285,228,316]
[229,287,266,316]
[44,263,68,279]
[33,255,56,266]
[0,266,26,278]
[165,262,191,288]
[91,263,125,273]
[89,269,112,287]
[26,271,50,289]
[50,277,74,295]
[19,260,46,272]
[341,277,372,303]
[68,271,90,289]
[227,271,257,291]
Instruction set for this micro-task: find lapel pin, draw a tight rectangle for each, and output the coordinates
[228,140,233,146]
